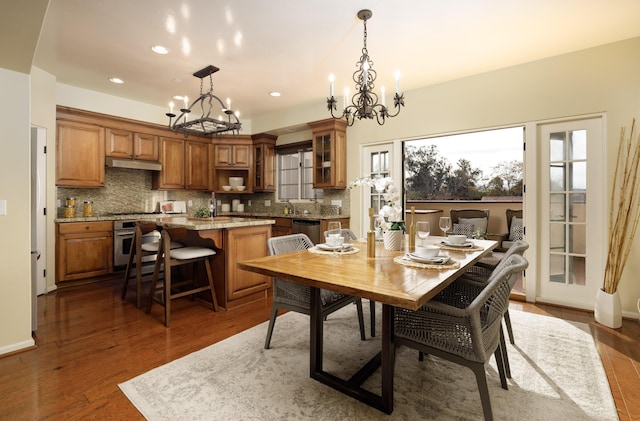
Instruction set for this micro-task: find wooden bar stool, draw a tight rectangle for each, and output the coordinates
[145,226,219,327]
[121,221,175,308]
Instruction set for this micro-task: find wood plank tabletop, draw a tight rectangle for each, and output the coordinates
[238,237,497,311]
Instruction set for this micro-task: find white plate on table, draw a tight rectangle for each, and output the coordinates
[441,241,474,248]
[316,243,354,251]
[406,254,451,264]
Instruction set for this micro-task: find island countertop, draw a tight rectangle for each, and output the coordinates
[151,216,274,230]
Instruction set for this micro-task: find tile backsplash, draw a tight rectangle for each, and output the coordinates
[56,167,350,217]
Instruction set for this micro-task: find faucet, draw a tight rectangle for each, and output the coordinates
[290,201,298,215]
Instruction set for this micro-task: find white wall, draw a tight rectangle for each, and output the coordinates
[0,68,35,354]
[253,36,640,315]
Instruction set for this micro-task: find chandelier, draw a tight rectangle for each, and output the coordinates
[327,9,405,126]
[166,65,241,137]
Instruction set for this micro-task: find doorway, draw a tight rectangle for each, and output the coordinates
[536,116,606,309]
[31,126,47,300]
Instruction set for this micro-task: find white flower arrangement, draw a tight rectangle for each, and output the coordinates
[349,176,404,231]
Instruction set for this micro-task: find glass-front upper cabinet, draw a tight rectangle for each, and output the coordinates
[308,118,347,189]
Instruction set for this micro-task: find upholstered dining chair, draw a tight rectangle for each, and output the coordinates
[450,209,490,238]
[393,254,529,421]
[264,233,366,349]
[324,227,377,337]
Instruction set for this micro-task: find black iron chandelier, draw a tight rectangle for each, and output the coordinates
[327,9,405,126]
[166,65,241,137]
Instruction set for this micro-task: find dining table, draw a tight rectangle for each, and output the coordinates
[238,236,497,414]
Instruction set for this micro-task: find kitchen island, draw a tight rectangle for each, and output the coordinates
[149,216,275,310]
[56,215,275,310]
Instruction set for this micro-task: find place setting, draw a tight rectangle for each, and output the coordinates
[394,221,460,269]
[309,221,360,255]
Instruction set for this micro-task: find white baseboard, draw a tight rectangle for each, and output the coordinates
[0,338,35,356]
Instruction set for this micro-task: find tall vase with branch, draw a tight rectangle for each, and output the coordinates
[596,119,640,328]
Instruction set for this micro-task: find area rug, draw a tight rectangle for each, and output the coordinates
[119,303,617,420]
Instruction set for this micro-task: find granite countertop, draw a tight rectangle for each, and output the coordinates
[54,214,274,230]
[55,211,347,223]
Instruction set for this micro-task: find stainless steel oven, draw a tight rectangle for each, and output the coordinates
[113,220,160,270]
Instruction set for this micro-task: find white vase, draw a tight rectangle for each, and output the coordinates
[594,289,622,328]
[383,230,403,251]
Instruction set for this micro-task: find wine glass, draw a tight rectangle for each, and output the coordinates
[416,221,430,245]
[439,217,451,237]
[326,221,342,254]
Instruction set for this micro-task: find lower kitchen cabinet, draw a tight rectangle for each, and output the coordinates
[56,221,113,282]
[197,224,272,310]
[271,217,292,237]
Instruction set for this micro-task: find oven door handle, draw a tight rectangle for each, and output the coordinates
[115,230,135,237]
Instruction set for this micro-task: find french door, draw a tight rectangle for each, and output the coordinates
[360,143,399,236]
[537,117,606,309]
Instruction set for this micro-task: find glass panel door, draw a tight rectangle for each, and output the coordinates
[539,117,605,309]
[360,143,396,236]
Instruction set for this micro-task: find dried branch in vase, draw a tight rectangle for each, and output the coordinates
[603,119,640,294]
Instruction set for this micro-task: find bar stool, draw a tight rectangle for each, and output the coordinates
[121,221,182,308]
[145,226,219,327]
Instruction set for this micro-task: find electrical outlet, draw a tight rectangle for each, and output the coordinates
[0,200,6,216]
[265,200,271,207]
[248,200,252,207]
[188,200,193,207]
[331,200,342,207]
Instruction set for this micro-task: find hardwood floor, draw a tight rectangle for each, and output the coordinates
[1,279,638,420]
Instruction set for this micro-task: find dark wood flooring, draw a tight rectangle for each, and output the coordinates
[0,279,638,420]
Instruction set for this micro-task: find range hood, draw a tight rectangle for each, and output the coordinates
[105,157,162,171]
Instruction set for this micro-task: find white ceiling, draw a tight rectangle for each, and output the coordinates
[27,0,640,122]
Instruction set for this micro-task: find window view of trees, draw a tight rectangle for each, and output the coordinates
[404,127,524,201]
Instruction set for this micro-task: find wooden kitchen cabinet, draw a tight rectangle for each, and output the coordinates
[105,128,158,161]
[211,137,254,192]
[271,217,292,237]
[185,141,210,190]
[252,134,277,192]
[56,221,113,282]
[56,120,105,187]
[224,225,272,306]
[133,132,159,161]
[153,136,209,190]
[308,118,347,189]
[214,143,250,167]
[105,128,133,158]
[153,136,185,189]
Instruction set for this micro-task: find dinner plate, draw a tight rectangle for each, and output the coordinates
[441,241,474,248]
[406,254,451,264]
[316,243,354,251]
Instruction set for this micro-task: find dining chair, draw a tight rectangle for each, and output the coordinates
[324,227,377,337]
[462,240,529,345]
[393,254,529,421]
[264,233,366,349]
[145,226,219,327]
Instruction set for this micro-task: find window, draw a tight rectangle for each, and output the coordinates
[277,144,322,201]
[404,127,524,200]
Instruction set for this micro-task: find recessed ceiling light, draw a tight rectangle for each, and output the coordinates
[151,45,169,55]
[109,77,124,84]
[269,91,281,97]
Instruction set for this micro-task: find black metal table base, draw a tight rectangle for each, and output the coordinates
[310,288,395,414]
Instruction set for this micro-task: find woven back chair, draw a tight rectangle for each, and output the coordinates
[264,233,366,349]
[394,254,529,421]
[463,240,529,345]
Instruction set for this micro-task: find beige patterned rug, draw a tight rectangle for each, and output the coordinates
[119,303,617,420]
